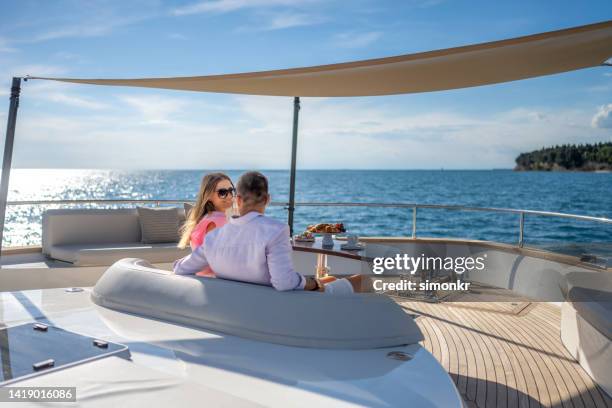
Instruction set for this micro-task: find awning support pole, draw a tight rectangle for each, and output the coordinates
[287,96,300,236]
[0,77,22,259]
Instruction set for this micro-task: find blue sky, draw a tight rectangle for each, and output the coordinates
[0,0,611,169]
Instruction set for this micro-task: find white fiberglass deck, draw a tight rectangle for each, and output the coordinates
[0,288,462,407]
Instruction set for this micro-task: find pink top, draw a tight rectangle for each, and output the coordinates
[190,211,228,276]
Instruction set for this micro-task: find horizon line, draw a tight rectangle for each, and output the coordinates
[7,167,515,171]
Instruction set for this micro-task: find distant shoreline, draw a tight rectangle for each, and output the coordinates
[514,166,612,172]
[514,142,612,172]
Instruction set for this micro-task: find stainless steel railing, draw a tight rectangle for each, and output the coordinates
[6,199,612,248]
[283,202,612,247]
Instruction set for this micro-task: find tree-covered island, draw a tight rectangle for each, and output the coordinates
[514,142,612,171]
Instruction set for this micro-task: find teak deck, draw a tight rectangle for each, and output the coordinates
[395,294,612,408]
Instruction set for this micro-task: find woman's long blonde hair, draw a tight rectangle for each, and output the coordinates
[178,172,233,249]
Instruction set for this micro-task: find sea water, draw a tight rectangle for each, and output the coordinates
[3,169,611,260]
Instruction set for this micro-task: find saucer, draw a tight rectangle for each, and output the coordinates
[340,243,364,251]
[294,236,315,242]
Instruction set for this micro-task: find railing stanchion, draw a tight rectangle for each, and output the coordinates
[412,206,417,239]
[518,212,525,247]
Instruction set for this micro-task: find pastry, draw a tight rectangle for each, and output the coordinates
[305,223,346,234]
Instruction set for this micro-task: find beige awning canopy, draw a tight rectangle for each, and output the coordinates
[29,21,612,97]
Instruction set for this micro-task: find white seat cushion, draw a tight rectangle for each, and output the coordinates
[48,243,190,266]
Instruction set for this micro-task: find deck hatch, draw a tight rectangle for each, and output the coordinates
[0,322,129,385]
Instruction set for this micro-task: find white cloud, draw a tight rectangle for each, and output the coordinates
[591,104,612,128]
[264,12,324,30]
[51,51,89,65]
[45,93,110,110]
[233,11,326,33]
[0,37,17,53]
[332,31,382,48]
[229,98,610,169]
[172,0,316,16]
[8,89,611,170]
[28,13,156,43]
[4,80,109,110]
[0,65,69,96]
[10,64,68,78]
[12,102,256,169]
[119,95,190,125]
[496,108,549,123]
[587,83,612,93]
[32,24,114,42]
[6,2,161,44]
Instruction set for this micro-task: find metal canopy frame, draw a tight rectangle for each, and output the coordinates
[0,77,21,257]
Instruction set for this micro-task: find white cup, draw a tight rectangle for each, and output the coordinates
[347,235,359,246]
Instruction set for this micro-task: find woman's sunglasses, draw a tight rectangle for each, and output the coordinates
[216,187,236,199]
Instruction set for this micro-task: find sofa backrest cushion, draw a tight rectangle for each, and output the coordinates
[561,271,612,340]
[42,208,186,254]
[137,207,181,244]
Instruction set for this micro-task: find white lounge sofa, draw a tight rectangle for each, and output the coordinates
[93,258,424,349]
[42,208,190,266]
[560,271,612,397]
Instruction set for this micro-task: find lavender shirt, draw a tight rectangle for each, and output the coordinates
[174,211,306,291]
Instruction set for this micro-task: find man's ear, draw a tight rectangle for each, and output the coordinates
[236,195,243,206]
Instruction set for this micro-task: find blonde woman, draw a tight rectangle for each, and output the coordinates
[179,172,235,276]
